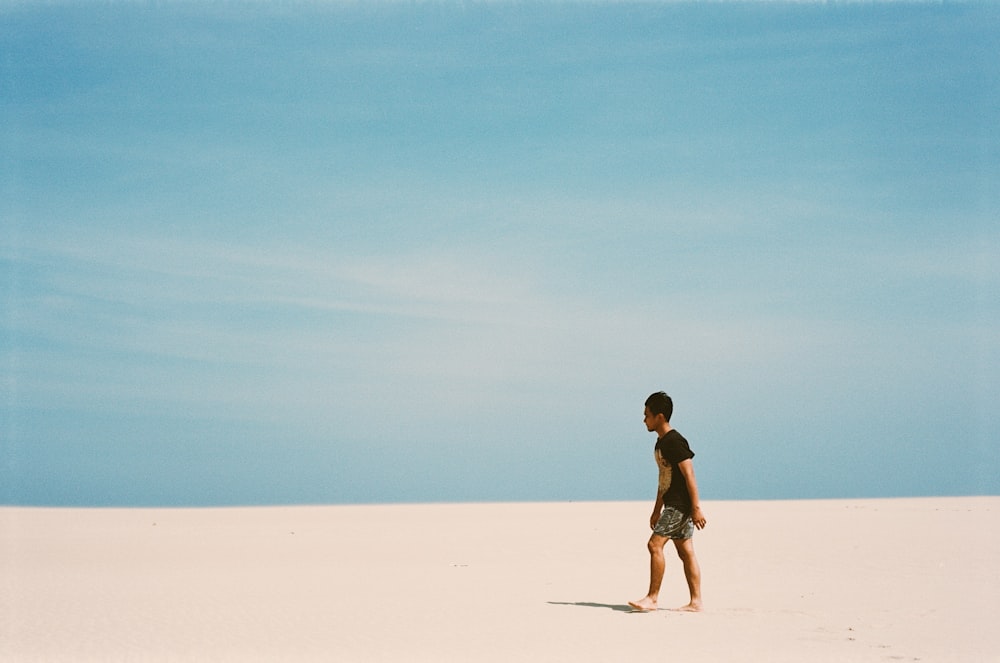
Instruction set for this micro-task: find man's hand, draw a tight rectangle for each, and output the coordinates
[691,506,707,530]
[649,510,661,530]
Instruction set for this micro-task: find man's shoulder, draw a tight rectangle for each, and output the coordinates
[657,429,686,445]
[656,429,694,457]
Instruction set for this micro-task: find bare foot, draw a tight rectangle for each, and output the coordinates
[628,597,658,612]
[672,601,703,612]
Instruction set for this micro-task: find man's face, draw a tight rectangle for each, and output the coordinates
[643,406,663,432]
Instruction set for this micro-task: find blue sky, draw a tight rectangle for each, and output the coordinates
[2,2,998,506]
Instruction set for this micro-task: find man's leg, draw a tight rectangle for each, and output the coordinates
[672,537,703,612]
[629,534,668,612]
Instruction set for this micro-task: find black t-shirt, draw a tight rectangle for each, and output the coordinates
[654,430,695,513]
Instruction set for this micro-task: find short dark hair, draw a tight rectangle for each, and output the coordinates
[645,391,673,422]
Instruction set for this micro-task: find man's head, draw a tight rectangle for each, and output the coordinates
[644,391,673,423]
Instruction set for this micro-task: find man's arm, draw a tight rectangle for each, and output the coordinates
[677,458,707,530]
[649,493,664,530]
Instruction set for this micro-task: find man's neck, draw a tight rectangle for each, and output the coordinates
[654,423,673,438]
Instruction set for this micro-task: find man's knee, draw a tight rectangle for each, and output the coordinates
[647,535,668,554]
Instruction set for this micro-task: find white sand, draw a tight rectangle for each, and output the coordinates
[2,498,998,662]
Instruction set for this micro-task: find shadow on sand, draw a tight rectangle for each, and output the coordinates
[547,601,637,613]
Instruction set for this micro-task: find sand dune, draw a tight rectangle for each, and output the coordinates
[2,498,997,662]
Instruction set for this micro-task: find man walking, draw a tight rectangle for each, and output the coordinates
[629,391,707,612]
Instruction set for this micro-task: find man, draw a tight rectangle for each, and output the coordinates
[629,391,707,613]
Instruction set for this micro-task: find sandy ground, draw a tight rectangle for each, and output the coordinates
[2,497,998,662]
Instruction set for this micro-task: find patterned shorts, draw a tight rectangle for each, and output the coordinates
[653,505,695,540]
